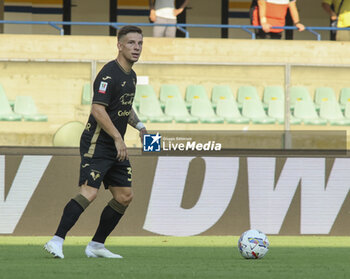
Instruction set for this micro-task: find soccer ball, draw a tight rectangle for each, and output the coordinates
[237,229,269,259]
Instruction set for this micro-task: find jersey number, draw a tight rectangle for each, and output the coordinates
[127,167,132,182]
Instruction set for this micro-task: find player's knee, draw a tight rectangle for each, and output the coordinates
[79,184,98,202]
[118,191,133,206]
[86,192,97,202]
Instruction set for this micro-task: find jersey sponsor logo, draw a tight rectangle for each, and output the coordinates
[82,163,90,168]
[118,110,131,117]
[120,93,134,105]
[102,76,112,81]
[98,81,108,94]
[121,81,127,87]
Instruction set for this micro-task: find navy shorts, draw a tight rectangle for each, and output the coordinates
[79,156,132,189]
[78,141,132,189]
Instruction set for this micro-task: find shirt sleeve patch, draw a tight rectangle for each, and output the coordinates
[98,81,108,94]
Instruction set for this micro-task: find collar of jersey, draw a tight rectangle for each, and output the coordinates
[115,59,132,75]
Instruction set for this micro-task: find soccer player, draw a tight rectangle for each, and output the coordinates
[44,25,147,259]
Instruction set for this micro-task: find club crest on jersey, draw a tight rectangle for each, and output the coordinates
[98,81,108,94]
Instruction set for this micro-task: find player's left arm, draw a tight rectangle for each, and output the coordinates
[128,108,148,143]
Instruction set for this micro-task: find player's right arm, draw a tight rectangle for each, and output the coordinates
[91,104,128,161]
[92,67,127,161]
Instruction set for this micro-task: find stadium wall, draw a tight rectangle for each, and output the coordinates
[0,35,350,147]
[1,35,350,92]
[0,147,349,236]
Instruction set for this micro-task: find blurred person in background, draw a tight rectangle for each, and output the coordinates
[322,0,350,41]
[250,0,305,39]
[149,0,189,37]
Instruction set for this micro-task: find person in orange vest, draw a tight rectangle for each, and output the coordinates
[250,0,305,39]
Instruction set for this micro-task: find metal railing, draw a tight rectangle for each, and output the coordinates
[1,20,350,40]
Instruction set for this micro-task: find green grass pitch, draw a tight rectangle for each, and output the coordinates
[0,236,349,279]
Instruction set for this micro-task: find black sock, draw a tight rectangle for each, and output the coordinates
[55,199,85,239]
[92,205,123,244]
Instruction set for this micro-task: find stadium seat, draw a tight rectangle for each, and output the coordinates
[319,100,350,126]
[52,121,85,147]
[262,86,284,110]
[139,96,172,123]
[216,99,249,124]
[339,88,350,111]
[241,99,275,124]
[267,99,301,125]
[81,83,92,105]
[289,86,313,110]
[134,84,157,108]
[345,102,350,119]
[165,98,198,123]
[293,100,327,125]
[0,85,22,121]
[8,100,15,109]
[14,96,48,121]
[159,84,183,109]
[211,85,234,108]
[237,86,260,109]
[190,99,224,123]
[314,87,337,110]
[185,85,209,108]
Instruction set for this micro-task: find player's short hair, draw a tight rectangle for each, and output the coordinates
[117,25,143,41]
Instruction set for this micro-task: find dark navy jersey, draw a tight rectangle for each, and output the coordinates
[81,60,137,157]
